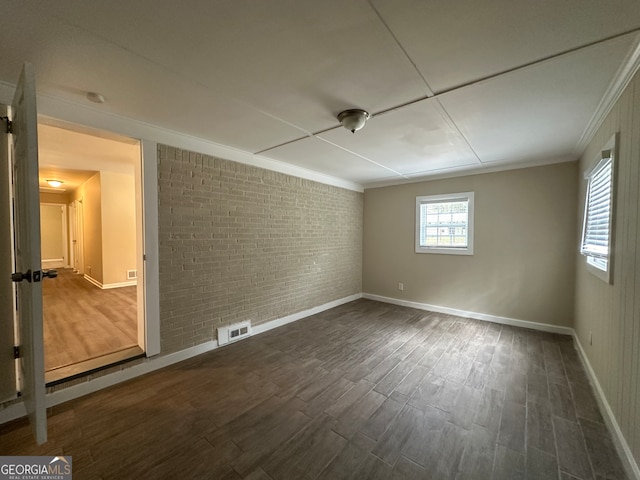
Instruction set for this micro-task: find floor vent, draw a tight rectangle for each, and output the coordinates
[127,270,137,280]
[217,321,252,346]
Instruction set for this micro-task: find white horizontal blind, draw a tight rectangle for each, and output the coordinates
[419,198,469,248]
[581,152,613,272]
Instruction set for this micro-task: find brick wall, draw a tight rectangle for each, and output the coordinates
[157,145,363,353]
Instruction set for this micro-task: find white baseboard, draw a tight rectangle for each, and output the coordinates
[572,335,640,480]
[83,274,102,288]
[0,292,362,426]
[363,293,574,335]
[252,293,362,335]
[42,258,64,269]
[102,280,137,289]
[83,274,136,289]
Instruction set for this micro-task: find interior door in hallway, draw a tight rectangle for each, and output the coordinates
[40,203,66,269]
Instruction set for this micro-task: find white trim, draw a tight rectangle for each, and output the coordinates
[0,82,363,193]
[580,134,617,284]
[363,293,574,335]
[0,293,361,426]
[575,34,640,157]
[82,274,136,289]
[415,191,475,256]
[82,274,102,288]
[363,155,578,190]
[41,258,64,269]
[141,140,161,357]
[572,334,640,480]
[102,281,137,289]
[252,294,362,335]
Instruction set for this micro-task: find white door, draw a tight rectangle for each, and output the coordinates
[10,62,47,445]
[76,198,84,274]
[40,204,66,269]
[68,201,76,272]
[71,198,85,274]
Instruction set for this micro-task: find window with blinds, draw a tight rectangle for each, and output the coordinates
[415,192,474,255]
[581,145,615,281]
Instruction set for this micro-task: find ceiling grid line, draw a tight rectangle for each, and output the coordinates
[367,0,436,97]
[259,28,640,169]
[3,1,640,186]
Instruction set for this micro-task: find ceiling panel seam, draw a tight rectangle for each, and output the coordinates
[366,0,435,97]
[436,27,640,95]
[316,137,409,178]
[258,28,640,162]
[432,99,482,166]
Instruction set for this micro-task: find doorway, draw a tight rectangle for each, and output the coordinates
[37,121,145,383]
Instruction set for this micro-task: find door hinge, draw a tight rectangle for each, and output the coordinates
[0,116,12,134]
[14,345,20,359]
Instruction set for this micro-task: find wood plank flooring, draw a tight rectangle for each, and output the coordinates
[0,299,628,479]
[43,268,138,371]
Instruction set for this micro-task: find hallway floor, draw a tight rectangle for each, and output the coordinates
[43,268,138,372]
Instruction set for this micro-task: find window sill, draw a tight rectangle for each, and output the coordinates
[416,247,474,256]
[584,256,611,284]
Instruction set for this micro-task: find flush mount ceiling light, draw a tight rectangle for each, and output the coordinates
[337,109,370,133]
[86,91,105,104]
[46,179,64,188]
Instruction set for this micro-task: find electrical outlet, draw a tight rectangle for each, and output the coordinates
[398,282,404,291]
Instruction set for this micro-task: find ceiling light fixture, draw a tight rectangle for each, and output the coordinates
[86,92,105,104]
[337,109,370,133]
[46,179,64,188]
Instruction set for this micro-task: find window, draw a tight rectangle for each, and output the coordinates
[415,192,474,255]
[580,136,615,283]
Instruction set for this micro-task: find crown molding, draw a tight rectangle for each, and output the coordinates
[0,81,364,193]
[574,33,640,156]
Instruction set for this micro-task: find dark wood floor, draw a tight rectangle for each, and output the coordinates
[0,299,627,479]
[43,268,138,371]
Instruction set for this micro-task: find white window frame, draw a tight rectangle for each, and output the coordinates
[415,192,474,255]
[580,134,616,284]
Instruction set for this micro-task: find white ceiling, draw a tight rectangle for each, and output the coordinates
[1,1,640,188]
[37,123,139,193]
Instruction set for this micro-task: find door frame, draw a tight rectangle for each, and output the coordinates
[37,119,156,357]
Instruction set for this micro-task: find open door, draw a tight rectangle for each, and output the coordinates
[8,62,47,444]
